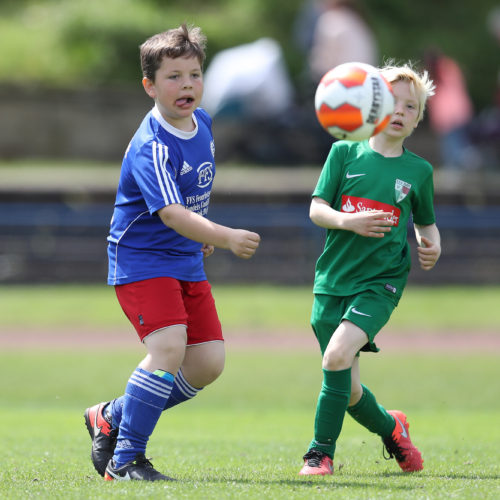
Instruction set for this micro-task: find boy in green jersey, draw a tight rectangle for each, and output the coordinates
[299,63,441,476]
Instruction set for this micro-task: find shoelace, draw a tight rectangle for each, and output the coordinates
[382,437,407,462]
[303,450,325,467]
[134,454,155,468]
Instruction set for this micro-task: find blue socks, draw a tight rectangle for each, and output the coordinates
[163,369,202,410]
[107,369,202,424]
[112,367,174,468]
[107,368,202,467]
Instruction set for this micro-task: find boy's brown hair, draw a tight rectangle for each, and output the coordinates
[140,24,207,81]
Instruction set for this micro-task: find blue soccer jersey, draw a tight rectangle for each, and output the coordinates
[108,105,216,285]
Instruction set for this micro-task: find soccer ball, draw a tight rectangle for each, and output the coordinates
[314,62,395,141]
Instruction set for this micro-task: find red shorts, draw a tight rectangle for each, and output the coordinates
[115,277,223,345]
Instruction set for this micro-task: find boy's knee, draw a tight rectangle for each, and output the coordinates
[186,356,224,387]
[206,362,224,385]
[322,348,350,371]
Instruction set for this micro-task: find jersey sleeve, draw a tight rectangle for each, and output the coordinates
[312,143,346,204]
[131,140,183,215]
[411,164,436,225]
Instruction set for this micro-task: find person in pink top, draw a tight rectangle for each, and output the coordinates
[424,49,479,170]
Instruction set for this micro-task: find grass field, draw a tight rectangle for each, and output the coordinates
[1,284,499,499]
[1,283,500,331]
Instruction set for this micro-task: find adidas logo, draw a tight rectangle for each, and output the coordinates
[180,162,193,175]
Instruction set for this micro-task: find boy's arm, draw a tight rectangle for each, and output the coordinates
[158,204,260,259]
[310,197,394,238]
[413,223,441,271]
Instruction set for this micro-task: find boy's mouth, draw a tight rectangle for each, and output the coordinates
[176,97,194,108]
[391,119,404,128]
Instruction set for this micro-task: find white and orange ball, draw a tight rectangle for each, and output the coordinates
[314,62,394,141]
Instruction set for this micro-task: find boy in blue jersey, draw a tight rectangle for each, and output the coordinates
[84,24,260,481]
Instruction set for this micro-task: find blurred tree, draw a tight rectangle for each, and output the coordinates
[0,0,497,110]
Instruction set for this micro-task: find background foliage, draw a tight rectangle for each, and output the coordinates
[0,0,498,109]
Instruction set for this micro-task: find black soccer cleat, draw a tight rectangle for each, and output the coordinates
[104,453,175,481]
[84,401,118,477]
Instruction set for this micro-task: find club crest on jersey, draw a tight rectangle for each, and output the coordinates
[197,162,214,188]
[395,179,411,203]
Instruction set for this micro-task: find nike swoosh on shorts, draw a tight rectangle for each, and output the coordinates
[351,307,372,317]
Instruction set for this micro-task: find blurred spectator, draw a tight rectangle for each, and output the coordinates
[201,38,294,120]
[305,0,378,85]
[487,6,500,108]
[289,0,379,163]
[424,48,480,170]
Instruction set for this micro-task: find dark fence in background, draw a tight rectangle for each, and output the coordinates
[1,86,499,285]
[1,191,499,285]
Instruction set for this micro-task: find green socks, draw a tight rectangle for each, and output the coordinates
[310,368,351,458]
[347,384,395,438]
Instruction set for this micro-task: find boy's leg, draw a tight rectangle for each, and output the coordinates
[310,367,352,458]
[89,345,217,477]
[348,386,424,472]
[347,351,423,472]
[162,279,224,408]
[105,326,186,481]
[300,320,369,475]
[103,282,224,437]
[348,383,395,436]
[347,372,423,472]
[347,358,395,437]
[105,348,216,425]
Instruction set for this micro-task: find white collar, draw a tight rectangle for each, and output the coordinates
[152,105,198,139]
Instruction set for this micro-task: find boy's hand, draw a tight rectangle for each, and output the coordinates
[228,229,261,259]
[346,211,394,238]
[417,236,440,271]
[201,243,214,258]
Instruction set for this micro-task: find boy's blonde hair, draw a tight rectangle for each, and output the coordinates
[140,24,207,81]
[380,62,435,122]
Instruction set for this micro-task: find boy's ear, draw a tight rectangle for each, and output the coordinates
[142,77,156,99]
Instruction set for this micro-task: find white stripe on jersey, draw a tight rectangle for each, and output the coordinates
[153,141,182,205]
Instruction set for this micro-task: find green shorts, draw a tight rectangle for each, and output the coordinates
[310,290,398,355]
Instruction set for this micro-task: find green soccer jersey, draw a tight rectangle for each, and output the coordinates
[312,140,436,300]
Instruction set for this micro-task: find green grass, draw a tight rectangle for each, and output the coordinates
[1,350,499,499]
[1,284,499,498]
[0,284,499,332]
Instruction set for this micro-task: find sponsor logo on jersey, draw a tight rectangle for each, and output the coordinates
[341,195,400,226]
[197,162,214,188]
[395,179,411,203]
[346,172,366,179]
[210,140,215,158]
[180,161,193,175]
